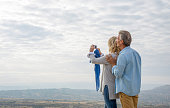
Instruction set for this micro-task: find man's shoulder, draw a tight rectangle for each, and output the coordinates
[121,47,140,56]
[129,47,141,59]
[128,47,139,53]
[120,47,139,54]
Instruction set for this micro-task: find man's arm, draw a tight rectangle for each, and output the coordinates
[112,54,126,78]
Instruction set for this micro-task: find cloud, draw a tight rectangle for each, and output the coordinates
[0,0,170,88]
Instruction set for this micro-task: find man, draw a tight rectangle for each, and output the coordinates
[106,30,141,108]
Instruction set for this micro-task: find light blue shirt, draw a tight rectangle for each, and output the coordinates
[112,46,141,96]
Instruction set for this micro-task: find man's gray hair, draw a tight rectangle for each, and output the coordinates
[119,30,132,46]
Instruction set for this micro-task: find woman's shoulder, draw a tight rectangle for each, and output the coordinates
[105,53,117,57]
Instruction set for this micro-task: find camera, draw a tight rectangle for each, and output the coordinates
[93,45,97,48]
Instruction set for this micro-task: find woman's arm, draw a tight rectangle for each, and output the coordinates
[87,54,109,64]
[87,45,109,64]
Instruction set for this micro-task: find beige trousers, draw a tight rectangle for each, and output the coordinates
[119,92,138,108]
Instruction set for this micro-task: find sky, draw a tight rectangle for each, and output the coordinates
[0,0,170,90]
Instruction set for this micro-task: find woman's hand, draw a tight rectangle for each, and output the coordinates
[89,45,102,55]
[89,45,95,52]
[97,48,102,55]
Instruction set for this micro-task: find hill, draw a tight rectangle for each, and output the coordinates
[139,85,170,105]
[0,88,103,101]
[0,85,170,106]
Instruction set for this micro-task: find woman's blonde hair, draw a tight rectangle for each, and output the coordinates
[108,36,120,54]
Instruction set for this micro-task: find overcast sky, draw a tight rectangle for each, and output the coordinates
[0,0,170,90]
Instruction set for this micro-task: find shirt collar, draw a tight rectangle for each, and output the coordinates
[120,46,130,54]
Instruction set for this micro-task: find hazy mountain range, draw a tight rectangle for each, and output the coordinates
[139,85,170,105]
[0,85,170,106]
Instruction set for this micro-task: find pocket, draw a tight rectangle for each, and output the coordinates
[119,92,126,98]
[119,92,123,98]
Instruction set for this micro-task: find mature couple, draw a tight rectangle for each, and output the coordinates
[87,30,141,108]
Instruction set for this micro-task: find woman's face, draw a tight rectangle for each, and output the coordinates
[108,37,116,49]
[108,40,112,48]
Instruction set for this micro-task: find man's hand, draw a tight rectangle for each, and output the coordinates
[105,54,117,66]
[89,45,95,52]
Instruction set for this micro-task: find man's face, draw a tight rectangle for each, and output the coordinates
[116,35,120,47]
[117,35,123,47]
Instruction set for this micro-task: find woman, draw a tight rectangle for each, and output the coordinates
[87,36,120,108]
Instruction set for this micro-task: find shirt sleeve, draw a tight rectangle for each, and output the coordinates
[87,52,110,64]
[87,52,94,58]
[112,54,126,78]
[101,53,104,56]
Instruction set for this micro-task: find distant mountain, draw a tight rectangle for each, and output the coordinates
[0,85,170,105]
[0,88,103,101]
[139,85,170,105]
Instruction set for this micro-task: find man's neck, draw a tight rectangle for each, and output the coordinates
[120,45,126,51]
